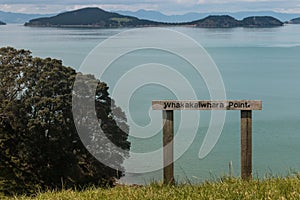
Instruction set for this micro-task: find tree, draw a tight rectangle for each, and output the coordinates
[0,47,130,195]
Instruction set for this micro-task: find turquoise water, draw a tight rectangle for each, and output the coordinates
[1,24,300,184]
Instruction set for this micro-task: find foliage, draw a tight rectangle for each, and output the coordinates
[0,47,130,195]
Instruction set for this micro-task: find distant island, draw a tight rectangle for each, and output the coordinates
[187,15,241,28]
[286,17,300,24]
[186,15,283,28]
[241,16,284,27]
[24,7,160,28]
[117,9,300,23]
[0,20,6,25]
[24,7,284,28]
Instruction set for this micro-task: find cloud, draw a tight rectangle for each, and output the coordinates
[0,0,299,14]
[161,0,300,14]
[0,4,66,13]
[0,3,161,14]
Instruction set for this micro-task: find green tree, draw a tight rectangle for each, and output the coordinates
[0,47,130,195]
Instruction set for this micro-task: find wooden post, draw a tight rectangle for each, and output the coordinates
[240,110,252,180]
[153,100,261,182]
[163,110,175,184]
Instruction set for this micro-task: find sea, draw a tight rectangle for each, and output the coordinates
[1,24,300,184]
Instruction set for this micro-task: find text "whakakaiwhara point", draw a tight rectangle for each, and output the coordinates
[152,100,262,110]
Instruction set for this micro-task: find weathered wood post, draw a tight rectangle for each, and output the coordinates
[152,100,262,183]
[162,110,175,184]
[241,110,252,180]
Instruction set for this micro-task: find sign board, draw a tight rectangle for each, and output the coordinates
[152,100,262,111]
[153,99,263,183]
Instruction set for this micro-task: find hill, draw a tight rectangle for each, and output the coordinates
[117,9,300,23]
[287,17,300,24]
[24,7,284,28]
[0,20,5,25]
[117,9,205,23]
[241,16,284,27]
[0,10,52,23]
[1,8,298,24]
[24,7,160,28]
[187,15,241,28]
[185,15,283,28]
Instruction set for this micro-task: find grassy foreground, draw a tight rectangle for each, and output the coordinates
[2,176,300,200]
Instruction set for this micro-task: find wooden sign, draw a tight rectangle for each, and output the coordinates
[152,100,262,110]
[153,100,262,184]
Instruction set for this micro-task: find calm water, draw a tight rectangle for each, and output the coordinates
[1,24,300,184]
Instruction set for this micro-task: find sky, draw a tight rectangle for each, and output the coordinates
[0,0,300,14]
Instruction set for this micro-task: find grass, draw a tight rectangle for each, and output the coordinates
[2,176,300,200]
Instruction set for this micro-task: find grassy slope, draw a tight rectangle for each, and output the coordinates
[2,176,300,200]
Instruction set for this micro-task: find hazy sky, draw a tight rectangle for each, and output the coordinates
[0,0,300,14]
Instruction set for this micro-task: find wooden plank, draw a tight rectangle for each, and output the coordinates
[241,110,252,180]
[152,100,262,110]
[163,110,175,184]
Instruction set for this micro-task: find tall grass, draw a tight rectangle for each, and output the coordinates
[3,175,300,200]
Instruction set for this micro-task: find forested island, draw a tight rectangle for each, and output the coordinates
[286,17,300,24]
[24,7,160,28]
[241,16,284,27]
[24,7,284,28]
[186,15,283,28]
